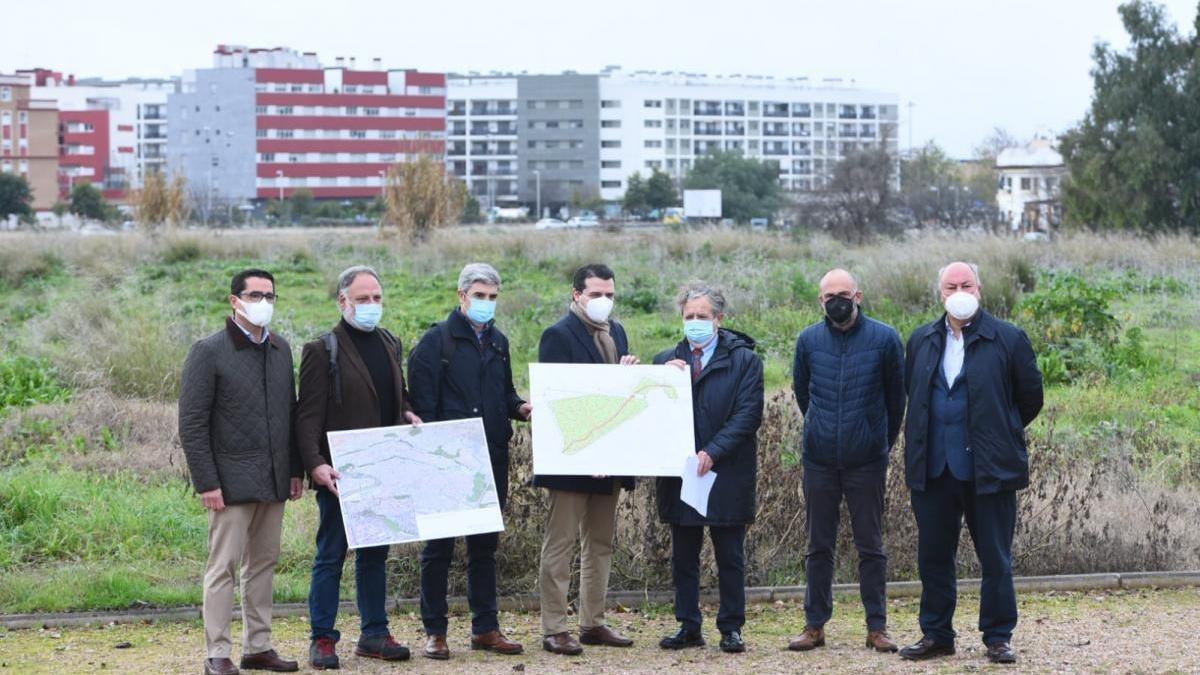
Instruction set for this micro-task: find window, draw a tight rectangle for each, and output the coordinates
[365,108,380,116]
[261,153,276,162]
[277,106,293,115]
[601,140,621,148]
[1020,177,1033,191]
[288,154,301,163]
[0,87,10,101]
[643,100,662,108]
[601,100,621,108]
[601,160,622,169]
[346,106,358,115]
[277,130,294,139]
[601,180,622,188]
[18,111,27,124]
[350,130,367,139]
[645,160,662,169]
[644,140,663,148]
[345,85,358,94]
[256,105,267,114]
[644,120,663,128]
[601,120,621,128]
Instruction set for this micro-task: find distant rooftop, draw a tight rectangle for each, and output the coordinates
[996,137,1063,169]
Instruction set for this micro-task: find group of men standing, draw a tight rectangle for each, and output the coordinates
[789,262,1043,665]
[179,257,1041,674]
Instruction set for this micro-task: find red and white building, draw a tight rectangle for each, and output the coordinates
[169,46,445,204]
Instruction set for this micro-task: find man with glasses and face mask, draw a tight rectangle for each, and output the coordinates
[297,265,422,669]
[788,268,905,656]
[899,262,1043,665]
[534,263,639,656]
[180,269,304,675]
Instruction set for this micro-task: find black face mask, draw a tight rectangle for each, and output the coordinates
[824,296,855,324]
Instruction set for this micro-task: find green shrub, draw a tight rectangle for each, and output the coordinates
[0,356,70,411]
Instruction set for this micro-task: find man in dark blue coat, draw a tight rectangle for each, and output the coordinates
[536,264,638,656]
[788,268,905,654]
[899,262,1043,666]
[407,263,531,661]
[654,281,764,654]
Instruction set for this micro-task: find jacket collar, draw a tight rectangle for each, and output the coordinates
[225,316,280,351]
[565,311,605,363]
[675,330,733,382]
[446,308,484,340]
[918,309,997,346]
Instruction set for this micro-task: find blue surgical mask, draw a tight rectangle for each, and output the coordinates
[348,303,383,331]
[684,319,715,345]
[466,298,496,324]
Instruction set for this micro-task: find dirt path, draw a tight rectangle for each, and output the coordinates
[2,588,1197,673]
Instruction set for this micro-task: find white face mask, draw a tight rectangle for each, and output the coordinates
[584,296,614,323]
[944,291,980,321]
[237,298,274,328]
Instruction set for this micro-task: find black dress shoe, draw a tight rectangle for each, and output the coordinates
[719,631,745,653]
[899,637,955,661]
[659,627,705,650]
[986,642,1017,664]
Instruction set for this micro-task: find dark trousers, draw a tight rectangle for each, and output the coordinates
[419,457,508,636]
[309,488,391,641]
[802,461,888,631]
[910,472,1017,646]
[671,524,746,634]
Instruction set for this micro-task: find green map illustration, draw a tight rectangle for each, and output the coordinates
[549,377,679,454]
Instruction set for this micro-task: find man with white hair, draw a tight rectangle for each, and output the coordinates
[407,262,531,661]
[899,262,1043,665]
[297,265,422,669]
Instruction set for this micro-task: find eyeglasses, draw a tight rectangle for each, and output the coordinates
[239,291,278,303]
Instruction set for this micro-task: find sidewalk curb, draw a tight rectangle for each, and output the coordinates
[3,570,1198,630]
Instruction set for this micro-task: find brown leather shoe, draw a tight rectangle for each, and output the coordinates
[541,631,584,656]
[471,629,524,655]
[580,625,634,647]
[204,658,240,675]
[239,649,298,672]
[423,634,450,660]
[866,630,898,653]
[787,625,825,651]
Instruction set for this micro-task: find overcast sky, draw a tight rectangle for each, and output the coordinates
[5,0,1197,156]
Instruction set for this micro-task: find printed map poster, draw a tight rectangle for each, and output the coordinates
[327,418,503,549]
[530,363,696,476]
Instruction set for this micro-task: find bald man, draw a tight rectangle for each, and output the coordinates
[788,268,905,654]
[898,262,1042,665]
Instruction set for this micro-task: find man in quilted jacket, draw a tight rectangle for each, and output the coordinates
[788,268,906,655]
[179,268,304,675]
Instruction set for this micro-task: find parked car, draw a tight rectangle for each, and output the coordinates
[567,214,600,228]
[535,217,568,230]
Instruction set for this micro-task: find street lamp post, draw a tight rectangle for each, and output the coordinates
[533,169,541,220]
[275,169,284,202]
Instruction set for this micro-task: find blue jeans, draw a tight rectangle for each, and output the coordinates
[308,488,391,642]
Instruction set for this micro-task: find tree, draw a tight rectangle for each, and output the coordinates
[623,172,648,215]
[69,182,107,221]
[645,169,678,211]
[0,173,33,219]
[382,155,466,242]
[684,150,783,223]
[900,141,959,224]
[460,195,481,224]
[1059,1,1200,234]
[824,145,896,242]
[289,188,314,221]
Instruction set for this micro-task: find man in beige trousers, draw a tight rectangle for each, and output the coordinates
[179,269,304,675]
[533,264,638,655]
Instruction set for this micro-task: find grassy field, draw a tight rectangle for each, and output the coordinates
[3,588,1199,673]
[1,226,1198,614]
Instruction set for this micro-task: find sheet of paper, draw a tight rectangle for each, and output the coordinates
[680,454,717,517]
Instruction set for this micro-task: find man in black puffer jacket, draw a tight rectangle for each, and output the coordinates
[788,268,905,655]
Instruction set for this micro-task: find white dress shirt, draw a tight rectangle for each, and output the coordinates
[943,320,966,386]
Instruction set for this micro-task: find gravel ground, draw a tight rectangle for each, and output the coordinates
[1,588,1198,674]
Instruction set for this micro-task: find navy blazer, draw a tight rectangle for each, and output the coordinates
[532,311,636,494]
[903,310,1044,494]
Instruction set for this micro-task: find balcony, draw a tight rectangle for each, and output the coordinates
[448,143,467,156]
[724,123,745,136]
[693,103,722,116]
[694,126,722,136]
[448,104,466,116]
[470,105,516,116]
[763,125,788,137]
[839,106,858,119]
[792,104,812,118]
[763,103,789,117]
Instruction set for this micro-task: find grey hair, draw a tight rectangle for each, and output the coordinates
[676,280,727,316]
[336,265,382,300]
[936,262,981,295]
[458,262,502,293]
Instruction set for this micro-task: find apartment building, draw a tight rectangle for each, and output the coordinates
[448,68,899,211]
[0,74,59,210]
[168,45,445,204]
[996,136,1065,234]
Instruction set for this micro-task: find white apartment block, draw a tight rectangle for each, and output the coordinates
[447,68,899,210]
[995,137,1065,233]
